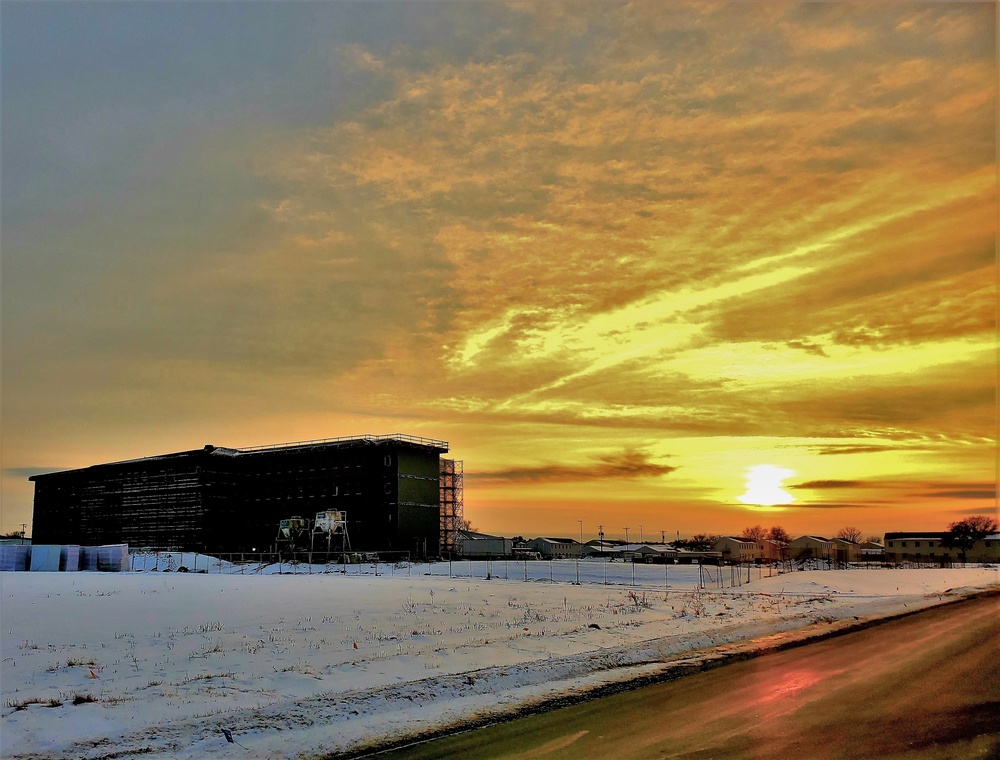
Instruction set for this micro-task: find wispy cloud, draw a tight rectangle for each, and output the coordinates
[813,445,908,456]
[783,502,876,510]
[792,480,866,490]
[919,490,996,500]
[469,451,677,486]
[2,2,995,537]
[3,467,66,479]
[912,483,998,500]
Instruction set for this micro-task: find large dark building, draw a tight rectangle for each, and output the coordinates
[30,434,460,557]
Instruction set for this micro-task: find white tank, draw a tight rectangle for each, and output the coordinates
[279,517,308,539]
[314,510,346,535]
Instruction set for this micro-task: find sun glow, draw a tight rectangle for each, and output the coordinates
[738,465,796,507]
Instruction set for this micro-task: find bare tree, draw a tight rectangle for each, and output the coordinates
[680,533,718,552]
[864,535,883,545]
[835,526,863,543]
[943,515,999,563]
[740,525,767,542]
[767,526,790,544]
[457,517,478,533]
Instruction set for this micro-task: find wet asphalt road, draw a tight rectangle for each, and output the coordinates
[368,592,1000,760]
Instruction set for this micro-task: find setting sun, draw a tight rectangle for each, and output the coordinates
[738,465,797,507]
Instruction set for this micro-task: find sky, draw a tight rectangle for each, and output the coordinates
[2,1,997,542]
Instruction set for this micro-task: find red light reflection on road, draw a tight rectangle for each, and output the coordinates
[759,668,824,703]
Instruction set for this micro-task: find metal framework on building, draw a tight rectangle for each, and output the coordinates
[31,434,453,558]
[439,459,464,555]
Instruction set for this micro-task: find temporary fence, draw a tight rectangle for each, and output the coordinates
[0,545,31,572]
[28,545,62,572]
[0,543,127,572]
[127,553,943,592]
[128,551,415,576]
[80,545,129,572]
[61,544,81,572]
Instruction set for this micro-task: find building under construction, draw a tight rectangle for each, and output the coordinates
[29,434,463,558]
[439,459,464,556]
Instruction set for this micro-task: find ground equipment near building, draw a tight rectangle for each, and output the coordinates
[276,516,311,554]
[312,510,351,553]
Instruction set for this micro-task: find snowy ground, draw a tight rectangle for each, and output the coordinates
[2,559,997,759]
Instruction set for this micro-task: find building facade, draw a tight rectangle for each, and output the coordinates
[454,530,512,558]
[788,535,835,562]
[30,434,455,557]
[883,532,1000,564]
[528,537,582,559]
[712,536,763,563]
[830,538,862,563]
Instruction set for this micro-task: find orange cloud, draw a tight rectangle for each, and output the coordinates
[3,2,995,539]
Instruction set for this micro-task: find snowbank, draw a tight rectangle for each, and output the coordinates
[1,562,996,759]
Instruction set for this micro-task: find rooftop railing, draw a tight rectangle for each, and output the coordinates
[234,433,449,454]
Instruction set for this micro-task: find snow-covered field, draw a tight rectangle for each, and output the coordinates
[2,559,997,759]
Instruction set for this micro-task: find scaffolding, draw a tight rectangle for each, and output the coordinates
[440,459,464,556]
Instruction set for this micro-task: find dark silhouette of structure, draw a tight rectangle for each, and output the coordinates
[30,434,459,558]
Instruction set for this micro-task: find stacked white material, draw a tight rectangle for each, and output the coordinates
[0,544,30,571]
[60,545,81,572]
[97,544,129,572]
[80,546,99,571]
[29,545,62,572]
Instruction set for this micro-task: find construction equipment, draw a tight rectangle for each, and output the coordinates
[311,510,351,553]
[276,516,311,553]
[275,511,352,557]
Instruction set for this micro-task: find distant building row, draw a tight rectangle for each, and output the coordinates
[713,535,884,564]
[455,532,721,563]
[456,531,1000,565]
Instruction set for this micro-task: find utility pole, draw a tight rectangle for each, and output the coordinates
[576,520,582,585]
[20,524,26,546]
[624,527,631,586]
[598,525,606,585]
[639,525,643,544]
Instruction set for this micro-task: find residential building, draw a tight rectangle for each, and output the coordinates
[762,538,787,563]
[884,532,1000,564]
[713,536,763,563]
[788,535,834,562]
[830,538,862,563]
[528,537,582,559]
